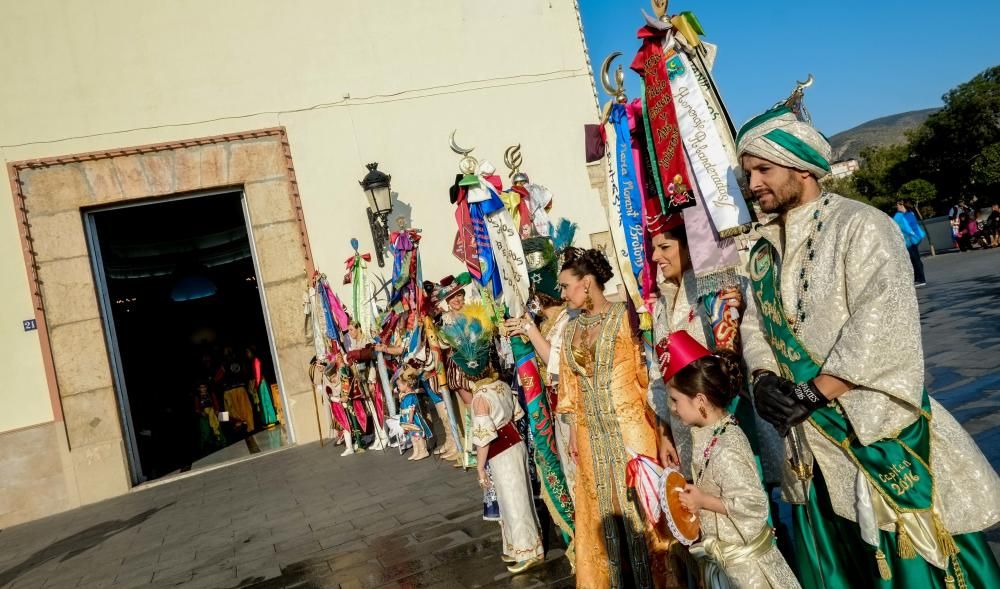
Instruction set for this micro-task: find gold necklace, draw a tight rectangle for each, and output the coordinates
[577,304,611,327]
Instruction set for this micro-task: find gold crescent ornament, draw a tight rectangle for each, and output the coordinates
[600,51,627,102]
[783,74,815,121]
[600,51,628,125]
[449,129,478,175]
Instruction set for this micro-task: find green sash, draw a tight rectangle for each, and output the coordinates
[748,238,935,515]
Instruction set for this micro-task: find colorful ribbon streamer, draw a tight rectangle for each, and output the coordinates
[611,103,646,284]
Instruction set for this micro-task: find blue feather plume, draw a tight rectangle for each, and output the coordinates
[552,218,577,253]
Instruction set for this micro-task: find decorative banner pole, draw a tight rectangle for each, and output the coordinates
[507,148,576,546]
[497,146,577,545]
[346,237,396,419]
[510,335,575,546]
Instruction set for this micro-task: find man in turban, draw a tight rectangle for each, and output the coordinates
[737,103,1000,588]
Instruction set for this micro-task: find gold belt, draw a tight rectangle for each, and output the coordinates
[692,526,774,569]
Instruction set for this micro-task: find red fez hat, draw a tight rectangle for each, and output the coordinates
[657,330,711,382]
[645,188,684,236]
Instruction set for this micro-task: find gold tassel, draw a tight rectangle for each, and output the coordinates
[897,522,916,559]
[934,513,959,556]
[945,574,956,589]
[639,313,652,331]
[875,549,892,581]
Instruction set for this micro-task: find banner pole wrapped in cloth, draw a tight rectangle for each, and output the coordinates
[450,136,577,561]
[632,14,752,317]
[495,148,577,557]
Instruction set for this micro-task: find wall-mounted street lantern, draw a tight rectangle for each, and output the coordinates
[359,162,392,267]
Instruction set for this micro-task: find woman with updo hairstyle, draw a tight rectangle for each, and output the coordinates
[665,332,800,589]
[555,247,679,587]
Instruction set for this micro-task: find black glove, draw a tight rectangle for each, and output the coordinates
[753,372,827,437]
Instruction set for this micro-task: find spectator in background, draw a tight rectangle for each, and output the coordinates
[956,212,978,251]
[948,200,973,248]
[894,200,927,286]
[985,203,1000,248]
[948,200,965,220]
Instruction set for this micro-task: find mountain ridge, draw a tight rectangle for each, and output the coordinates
[828,107,939,162]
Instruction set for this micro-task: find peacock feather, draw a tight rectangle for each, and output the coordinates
[438,303,496,376]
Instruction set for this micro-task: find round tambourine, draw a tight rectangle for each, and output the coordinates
[660,467,700,546]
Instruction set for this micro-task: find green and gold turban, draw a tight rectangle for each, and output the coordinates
[522,237,560,301]
[736,106,833,178]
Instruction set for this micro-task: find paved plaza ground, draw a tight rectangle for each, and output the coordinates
[1,248,998,589]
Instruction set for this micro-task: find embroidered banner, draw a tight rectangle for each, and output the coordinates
[681,179,742,297]
[453,186,482,282]
[603,120,644,310]
[482,181,531,317]
[610,103,645,283]
[631,27,697,214]
[465,181,503,298]
[511,336,575,545]
[525,183,554,237]
[319,277,349,342]
[665,48,751,238]
[344,252,373,337]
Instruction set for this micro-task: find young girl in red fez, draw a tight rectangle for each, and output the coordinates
[665,331,800,589]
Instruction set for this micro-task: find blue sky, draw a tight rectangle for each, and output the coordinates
[578,0,1000,135]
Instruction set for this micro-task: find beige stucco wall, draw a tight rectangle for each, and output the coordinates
[0,0,606,525]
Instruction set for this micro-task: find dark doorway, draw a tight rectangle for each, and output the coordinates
[85,191,288,484]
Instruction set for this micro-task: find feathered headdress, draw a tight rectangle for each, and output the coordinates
[552,218,578,255]
[437,303,496,379]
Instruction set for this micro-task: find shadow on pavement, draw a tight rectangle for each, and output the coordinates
[0,503,174,588]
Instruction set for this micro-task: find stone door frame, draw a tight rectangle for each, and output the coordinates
[8,127,320,494]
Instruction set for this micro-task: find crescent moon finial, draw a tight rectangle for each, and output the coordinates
[450,129,478,174]
[449,129,474,156]
[783,74,816,121]
[600,51,627,103]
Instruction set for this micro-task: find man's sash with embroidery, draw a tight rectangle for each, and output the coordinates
[748,238,959,577]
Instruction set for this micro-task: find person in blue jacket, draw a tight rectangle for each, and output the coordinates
[894,200,927,286]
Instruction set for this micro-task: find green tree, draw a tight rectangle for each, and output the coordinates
[908,66,1000,204]
[853,143,908,200]
[898,179,937,205]
[971,142,1000,200]
[820,174,866,203]
[898,179,937,218]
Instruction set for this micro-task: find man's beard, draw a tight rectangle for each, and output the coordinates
[755,174,804,215]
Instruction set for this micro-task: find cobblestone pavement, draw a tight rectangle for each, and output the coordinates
[0,248,997,589]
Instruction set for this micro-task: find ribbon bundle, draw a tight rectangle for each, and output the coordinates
[344,251,373,338]
[599,11,754,313]
[383,228,424,344]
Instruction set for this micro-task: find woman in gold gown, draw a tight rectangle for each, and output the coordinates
[556,248,678,589]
